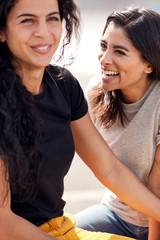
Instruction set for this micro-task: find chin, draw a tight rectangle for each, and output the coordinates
[102,84,111,92]
[102,83,117,92]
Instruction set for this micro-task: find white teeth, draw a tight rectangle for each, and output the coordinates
[36,46,49,50]
[103,70,119,76]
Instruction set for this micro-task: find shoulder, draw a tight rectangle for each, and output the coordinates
[149,80,160,104]
[45,65,88,118]
[46,64,76,82]
[45,64,82,91]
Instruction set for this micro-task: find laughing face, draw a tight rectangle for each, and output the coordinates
[1,0,62,72]
[98,22,153,102]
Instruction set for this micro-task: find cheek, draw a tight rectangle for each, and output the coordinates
[6,29,25,46]
[6,36,24,53]
[51,25,62,40]
[117,60,131,72]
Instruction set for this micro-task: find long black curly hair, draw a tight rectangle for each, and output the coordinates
[0,0,80,201]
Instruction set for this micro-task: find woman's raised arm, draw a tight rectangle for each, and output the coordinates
[71,113,160,222]
[148,144,160,239]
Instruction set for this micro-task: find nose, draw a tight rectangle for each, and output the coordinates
[98,49,113,66]
[34,20,49,38]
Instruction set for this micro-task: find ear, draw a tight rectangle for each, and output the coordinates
[144,63,153,74]
[0,31,6,42]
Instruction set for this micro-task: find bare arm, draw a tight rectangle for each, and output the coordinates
[148,144,160,240]
[0,161,57,240]
[71,113,160,222]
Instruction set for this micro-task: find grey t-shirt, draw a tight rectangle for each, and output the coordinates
[87,78,160,227]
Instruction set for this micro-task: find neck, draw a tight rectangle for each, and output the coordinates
[121,78,153,104]
[17,66,45,95]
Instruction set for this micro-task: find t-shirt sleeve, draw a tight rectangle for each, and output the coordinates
[69,75,88,121]
[56,69,88,121]
[47,65,88,121]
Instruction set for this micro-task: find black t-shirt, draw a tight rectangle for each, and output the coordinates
[11,65,88,226]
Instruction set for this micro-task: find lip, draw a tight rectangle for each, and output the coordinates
[101,67,119,73]
[31,43,52,54]
[101,68,119,81]
[102,73,118,82]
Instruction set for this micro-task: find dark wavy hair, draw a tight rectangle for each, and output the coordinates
[89,7,160,128]
[0,0,80,201]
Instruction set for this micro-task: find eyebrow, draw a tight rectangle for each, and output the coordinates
[113,45,129,52]
[100,39,129,52]
[17,11,60,19]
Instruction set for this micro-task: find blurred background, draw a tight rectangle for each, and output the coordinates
[53,0,160,215]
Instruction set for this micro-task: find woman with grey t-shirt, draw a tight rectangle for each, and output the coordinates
[75,7,160,240]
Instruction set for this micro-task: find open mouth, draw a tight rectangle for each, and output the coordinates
[102,70,119,77]
[31,44,52,53]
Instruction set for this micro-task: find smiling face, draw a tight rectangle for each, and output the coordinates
[98,22,153,102]
[1,0,62,73]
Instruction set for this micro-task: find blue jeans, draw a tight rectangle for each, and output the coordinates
[75,204,148,240]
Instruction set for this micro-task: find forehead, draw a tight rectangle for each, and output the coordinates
[103,23,133,47]
[8,0,59,17]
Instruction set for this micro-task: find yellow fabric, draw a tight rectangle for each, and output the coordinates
[39,213,136,240]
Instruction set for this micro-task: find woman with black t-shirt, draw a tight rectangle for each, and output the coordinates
[0,0,160,239]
